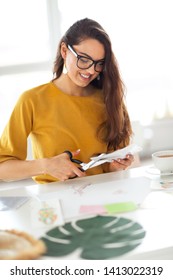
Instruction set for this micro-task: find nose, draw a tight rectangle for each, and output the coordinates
[87,63,96,74]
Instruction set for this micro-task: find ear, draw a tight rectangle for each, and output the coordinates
[60,42,68,59]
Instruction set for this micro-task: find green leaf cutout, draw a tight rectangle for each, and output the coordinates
[41,215,146,259]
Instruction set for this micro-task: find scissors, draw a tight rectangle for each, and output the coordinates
[63,150,109,175]
[63,150,84,173]
[63,144,142,178]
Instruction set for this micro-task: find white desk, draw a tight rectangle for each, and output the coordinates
[0,166,173,260]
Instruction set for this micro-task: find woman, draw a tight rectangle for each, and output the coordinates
[0,18,134,184]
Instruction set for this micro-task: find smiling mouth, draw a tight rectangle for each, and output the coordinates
[80,73,90,79]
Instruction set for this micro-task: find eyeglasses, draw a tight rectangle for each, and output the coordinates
[68,45,105,73]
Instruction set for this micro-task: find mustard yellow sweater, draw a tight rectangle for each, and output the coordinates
[0,82,108,183]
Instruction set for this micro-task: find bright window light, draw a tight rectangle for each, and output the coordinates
[0,0,50,66]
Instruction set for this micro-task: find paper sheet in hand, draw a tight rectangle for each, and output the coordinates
[91,144,142,161]
[81,144,142,170]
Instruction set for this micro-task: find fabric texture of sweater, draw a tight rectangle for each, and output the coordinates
[0,82,108,183]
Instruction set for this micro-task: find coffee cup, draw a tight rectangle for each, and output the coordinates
[152,150,173,174]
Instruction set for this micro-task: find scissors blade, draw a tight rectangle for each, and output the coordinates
[80,160,95,171]
[80,158,112,171]
[80,153,104,171]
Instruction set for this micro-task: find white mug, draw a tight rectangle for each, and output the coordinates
[152,150,173,173]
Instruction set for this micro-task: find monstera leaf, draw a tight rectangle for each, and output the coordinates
[41,216,146,259]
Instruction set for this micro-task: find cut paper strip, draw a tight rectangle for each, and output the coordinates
[79,202,138,215]
[79,205,106,214]
[105,201,138,214]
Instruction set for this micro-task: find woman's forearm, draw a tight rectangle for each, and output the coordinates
[0,151,85,182]
[0,159,45,181]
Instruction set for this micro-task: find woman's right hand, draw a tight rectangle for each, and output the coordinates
[41,150,86,181]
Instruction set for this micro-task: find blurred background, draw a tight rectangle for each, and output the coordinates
[0,0,173,163]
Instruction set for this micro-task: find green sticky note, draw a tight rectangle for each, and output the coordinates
[104,201,137,214]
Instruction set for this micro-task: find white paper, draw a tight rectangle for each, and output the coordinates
[82,144,142,170]
[91,144,142,161]
[37,177,150,220]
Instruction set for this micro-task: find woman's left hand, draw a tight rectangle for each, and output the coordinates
[107,154,134,172]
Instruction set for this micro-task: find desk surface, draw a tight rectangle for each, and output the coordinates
[0,166,173,260]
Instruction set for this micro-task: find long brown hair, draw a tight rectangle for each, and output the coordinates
[53,18,132,150]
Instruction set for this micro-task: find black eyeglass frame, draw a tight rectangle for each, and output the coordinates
[67,45,105,73]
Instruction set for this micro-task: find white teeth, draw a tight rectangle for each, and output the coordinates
[81,73,90,78]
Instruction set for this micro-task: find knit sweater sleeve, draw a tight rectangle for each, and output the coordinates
[0,91,33,162]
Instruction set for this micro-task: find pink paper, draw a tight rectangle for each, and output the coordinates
[79,205,106,214]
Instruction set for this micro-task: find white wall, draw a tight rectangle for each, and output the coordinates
[132,119,173,159]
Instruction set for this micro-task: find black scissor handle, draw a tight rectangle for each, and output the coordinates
[63,150,73,160]
[63,150,84,179]
[63,150,84,170]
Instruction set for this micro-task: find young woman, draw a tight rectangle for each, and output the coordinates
[0,18,134,184]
